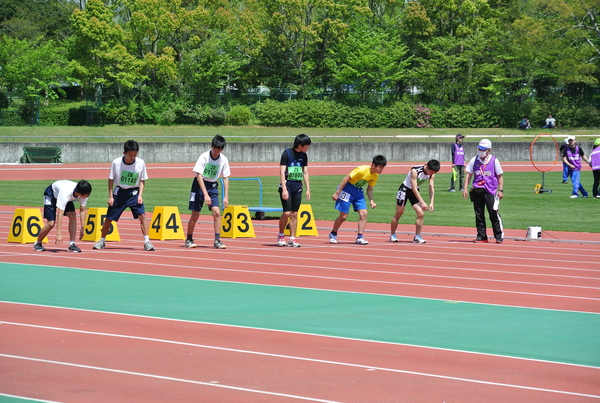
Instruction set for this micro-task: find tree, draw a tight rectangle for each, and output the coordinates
[331,24,411,100]
[0,35,72,103]
[0,0,77,40]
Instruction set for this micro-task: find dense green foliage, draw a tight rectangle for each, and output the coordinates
[1,0,600,128]
[1,171,597,233]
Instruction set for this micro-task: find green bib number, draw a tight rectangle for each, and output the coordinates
[203,163,219,179]
[120,171,139,186]
[288,166,303,181]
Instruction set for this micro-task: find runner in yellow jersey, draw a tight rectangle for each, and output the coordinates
[329,155,387,245]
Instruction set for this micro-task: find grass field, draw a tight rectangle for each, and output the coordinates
[2,170,597,233]
[1,125,599,143]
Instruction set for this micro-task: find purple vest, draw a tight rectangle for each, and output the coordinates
[453,143,465,165]
[590,147,600,170]
[472,155,499,195]
[565,146,581,171]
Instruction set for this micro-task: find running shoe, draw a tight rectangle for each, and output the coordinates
[214,239,226,249]
[33,242,45,252]
[329,233,338,244]
[569,195,579,198]
[93,240,105,250]
[496,238,504,244]
[355,237,369,245]
[448,189,455,192]
[67,243,82,253]
[389,234,399,242]
[277,235,286,247]
[185,239,197,248]
[287,238,301,248]
[413,235,426,244]
[473,237,489,243]
[144,241,155,251]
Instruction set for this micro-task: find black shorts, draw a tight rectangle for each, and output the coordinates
[396,185,419,207]
[43,185,75,221]
[189,178,220,212]
[106,187,145,221]
[279,181,303,212]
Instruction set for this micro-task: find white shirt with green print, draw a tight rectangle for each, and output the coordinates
[109,156,148,188]
[192,150,231,182]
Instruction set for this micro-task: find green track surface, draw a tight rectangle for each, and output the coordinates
[1,262,598,367]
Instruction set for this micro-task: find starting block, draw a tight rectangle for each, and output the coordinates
[81,207,120,242]
[284,204,319,236]
[221,205,256,238]
[150,206,185,240]
[7,208,48,244]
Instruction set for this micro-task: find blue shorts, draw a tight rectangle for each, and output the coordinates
[43,185,75,221]
[106,187,145,221]
[279,181,303,212]
[334,182,367,214]
[189,178,219,212]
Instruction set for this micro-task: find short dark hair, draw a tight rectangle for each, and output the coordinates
[75,180,92,196]
[372,155,387,167]
[427,159,441,172]
[293,133,312,148]
[212,135,226,149]
[124,140,139,152]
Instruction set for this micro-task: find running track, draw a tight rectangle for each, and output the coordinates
[1,162,599,402]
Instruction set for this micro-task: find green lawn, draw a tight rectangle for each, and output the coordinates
[1,125,599,143]
[2,170,597,233]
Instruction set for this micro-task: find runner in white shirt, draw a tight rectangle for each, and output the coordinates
[93,140,155,251]
[186,135,231,249]
[33,179,92,253]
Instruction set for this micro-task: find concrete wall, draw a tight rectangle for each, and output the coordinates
[1,141,592,163]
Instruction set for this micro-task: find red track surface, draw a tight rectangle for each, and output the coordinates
[1,162,599,402]
[0,160,559,181]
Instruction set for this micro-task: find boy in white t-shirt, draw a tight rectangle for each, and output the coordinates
[93,140,154,251]
[33,179,92,252]
[186,135,231,249]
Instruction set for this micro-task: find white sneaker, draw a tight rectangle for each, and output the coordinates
[287,238,301,248]
[92,240,105,250]
[413,235,426,244]
[355,237,369,245]
[185,239,197,248]
[277,236,286,247]
[144,241,155,251]
[569,195,579,198]
[214,239,226,249]
[389,234,398,242]
[329,233,337,244]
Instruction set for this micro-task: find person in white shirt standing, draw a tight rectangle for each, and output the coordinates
[33,180,92,252]
[93,140,154,251]
[185,135,231,249]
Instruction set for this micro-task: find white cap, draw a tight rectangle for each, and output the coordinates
[568,136,576,141]
[564,137,570,144]
[478,139,492,150]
